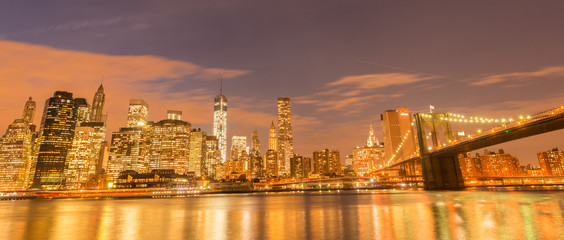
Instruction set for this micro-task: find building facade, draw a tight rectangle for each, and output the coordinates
[277,97,294,176]
[537,148,564,176]
[32,91,78,190]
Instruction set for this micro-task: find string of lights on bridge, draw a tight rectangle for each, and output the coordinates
[385,119,419,166]
[418,113,533,124]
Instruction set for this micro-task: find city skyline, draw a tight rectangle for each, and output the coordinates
[1,1,564,164]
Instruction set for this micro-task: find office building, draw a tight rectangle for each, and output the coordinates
[277,97,294,175]
[32,91,77,189]
[127,99,149,127]
[213,78,228,163]
[537,148,564,176]
[381,107,416,162]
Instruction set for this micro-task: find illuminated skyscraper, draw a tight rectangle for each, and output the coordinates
[313,149,341,176]
[381,107,416,162]
[277,97,293,175]
[213,78,228,163]
[90,83,105,122]
[75,98,91,125]
[264,150,277,177]
[204,136,220,179]
[251,130,260,154]
[127,99,149,127]
[147,117,191,174]
[32,91,77,190]
[0,119,33,190]
[268,121,277,151]
[231,136,247,160]
[537,148,564,176]
[107,127,148,181]
[353,126,385,176]
[188,129,207,177]
[65,126,96,189]
[22,97,36,123]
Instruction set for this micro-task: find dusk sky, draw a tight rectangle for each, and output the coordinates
[1,1,564,164]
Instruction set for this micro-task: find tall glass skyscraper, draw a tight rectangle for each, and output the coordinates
[32,91,77,190]
[213,79,227,163]
[277,97,293,176]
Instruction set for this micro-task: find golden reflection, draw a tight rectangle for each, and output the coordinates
[0,191,563,240]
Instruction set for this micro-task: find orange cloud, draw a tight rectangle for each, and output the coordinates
[0,40,250,141]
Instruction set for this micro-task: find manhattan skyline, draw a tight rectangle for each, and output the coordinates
[1,1,564,164]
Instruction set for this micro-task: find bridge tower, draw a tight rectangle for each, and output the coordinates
[414,113,465,190]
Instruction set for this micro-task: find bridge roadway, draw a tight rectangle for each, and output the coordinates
[383,106,564,190]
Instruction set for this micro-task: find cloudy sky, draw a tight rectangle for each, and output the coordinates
[1,0,564,164]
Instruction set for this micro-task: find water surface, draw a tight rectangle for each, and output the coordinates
[1,190,563,240]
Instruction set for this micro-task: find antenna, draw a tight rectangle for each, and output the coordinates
[220,73,223,95]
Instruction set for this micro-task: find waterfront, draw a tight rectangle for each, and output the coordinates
[1,190,563,240]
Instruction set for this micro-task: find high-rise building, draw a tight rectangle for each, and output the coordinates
[32,91,77,190]
[188,129,207,177]
[231,136,247,160]
[147,117,191,174]
[127,99,149,127]
[204,136,220,179]
[90,83,105,122]
[290,154,309,179]
[313,149,341,176]
[277,97,294,176]
[264,149,277,178]
[80,122,106,185]
[65,126,96,189]
[213,78,228,163]
[381,107,416,162]
[251,130,260,154]
[537,148,564,176]
[22,97,36,123]
[249,150,262,179]
[352,125,385,176]
[0,119,33,190]
[268,121,277,151]
[107,127,148,181]
[75,98,91,125]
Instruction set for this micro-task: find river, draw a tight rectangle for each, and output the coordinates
[1,190,563,239]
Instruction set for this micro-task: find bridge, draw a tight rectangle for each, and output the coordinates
[377,105,564,190]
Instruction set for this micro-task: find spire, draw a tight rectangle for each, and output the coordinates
[97,76,104,92]
[367,124,379,147]
[270,121,275,128]
[220,73,223,96]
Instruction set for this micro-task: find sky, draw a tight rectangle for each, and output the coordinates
[1,0,564,165]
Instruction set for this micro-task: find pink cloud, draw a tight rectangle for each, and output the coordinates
[472,66,564,86]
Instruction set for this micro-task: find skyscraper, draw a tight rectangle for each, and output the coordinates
[352,125,385,176]
[107,127,148,181]
[147,117,191,174]
[381,107,416,162]
[90,83,105,122]
[22,97,36,123]
[264,149,277,177]
[0,119,33,190]
[213,78,228,163]
[313,149,341,176]
[231,136,247,160]
[65,126,96,189]
[75,98,91,125]
[188,129,207,177]
[204,136,220,179]
[251,130,260,154]
[277,97,294,176]
[32,91,77,189]
[127,99,149,127]
[268,121,277,151]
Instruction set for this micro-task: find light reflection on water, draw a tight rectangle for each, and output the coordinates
[0,190,563,240]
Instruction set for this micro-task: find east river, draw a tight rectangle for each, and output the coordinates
[1,190,563,240]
